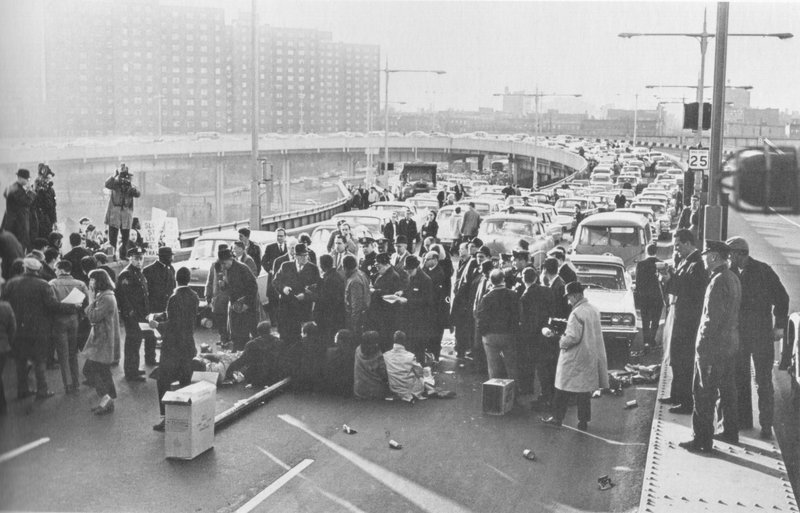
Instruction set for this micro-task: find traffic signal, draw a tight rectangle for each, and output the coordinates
[683,102,712,130]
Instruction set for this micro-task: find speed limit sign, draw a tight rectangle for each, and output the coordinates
[688,147,709,171]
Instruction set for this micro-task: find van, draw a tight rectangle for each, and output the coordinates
[570,212,652,278]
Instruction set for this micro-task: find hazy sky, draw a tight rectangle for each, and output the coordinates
[212,0,800,116]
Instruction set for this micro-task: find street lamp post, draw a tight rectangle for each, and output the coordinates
[375,59,445,186]
[495,89,582,186]
[249,0,260,230]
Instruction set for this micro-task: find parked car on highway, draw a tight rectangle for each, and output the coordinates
[309,220,372,259]
[174,229,277,308]
[630,200,672,239]
[502,205,563,243]
[570,212,652,278]
[568,253,639,360]
[436,205,463,251]
[477,213,555,268]
[553,197,598,232]
[456,198,503,217]
[331,211,392,240]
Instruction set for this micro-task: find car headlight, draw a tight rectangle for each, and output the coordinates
[617,313,636,326]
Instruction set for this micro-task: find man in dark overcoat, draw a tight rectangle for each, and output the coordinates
[117,247,151,381]
[142,246,176,366]
[367,253,405,350]
[2,169,36,251]
[260,228,288,326]
[273,243,320,346]
[662,229,707,414]
[308,254,345,345]
[397,255,433,364]
[519,267,552,396]
[220,248,259,351]
[635,243,664,350]
[150,267,198,432]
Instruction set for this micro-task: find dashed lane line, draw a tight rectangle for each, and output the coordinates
[235,458,314,513]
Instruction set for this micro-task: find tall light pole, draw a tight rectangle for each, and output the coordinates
[249,0,260,229]
[494,88,582,185]
[620,11,791,148]
[375,59,445,186]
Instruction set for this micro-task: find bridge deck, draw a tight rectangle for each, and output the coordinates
[639,364,797,512]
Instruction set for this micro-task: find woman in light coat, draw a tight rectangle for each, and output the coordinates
[82,269,121,415]
[543,282,609,431]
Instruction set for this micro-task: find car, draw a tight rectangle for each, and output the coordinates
[527,191,551,204]
[553,197,599,231]
[630,200,672,239]
[477,213,555,268]
[502,205,563,243]
[654,161,678,173]
[309,220,372,260]
[568,253,639,359]
[331,211,392,240]
[456,198,503,217]
[174,229,277,308]
[436,205,464,251]
[613,207,659,240]
[589,174,614,191]
[570,212,653,278]
[405,196,440,216]
[369,201,418,218]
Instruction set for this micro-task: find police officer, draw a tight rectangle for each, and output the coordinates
[504,249,531,294]
[117,247,150,381]
[367,252,404,350]
[142,247,176,366]
[358,237,378,282]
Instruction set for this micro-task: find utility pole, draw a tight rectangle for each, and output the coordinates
[248,0,260,228]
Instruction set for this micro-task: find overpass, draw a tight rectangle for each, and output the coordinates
[0,134,588,242]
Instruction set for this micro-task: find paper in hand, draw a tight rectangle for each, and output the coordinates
[61,288,86,305]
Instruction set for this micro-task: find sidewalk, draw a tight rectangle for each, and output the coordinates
[637,363,797,512]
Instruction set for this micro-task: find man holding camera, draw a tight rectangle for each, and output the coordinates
[104,164,141,260]
[2,169,37,251]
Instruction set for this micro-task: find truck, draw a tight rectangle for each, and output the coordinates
[399,163,438,199]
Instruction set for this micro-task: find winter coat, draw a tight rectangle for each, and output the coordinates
[142,260,176,313]
[0,300,16,354]
[401,269,433,339]
[83,290,121,364]
[555,297,609,393]
[344,269,371,332]
[156,286,199,365]
[695,265,741,367]
[32,179,57,240]
[205,261,229,314]
[104,174,140,229]
[1,182,36,250]
[353,346,388,399]
[665,250,707,365]
[383,344,424,401]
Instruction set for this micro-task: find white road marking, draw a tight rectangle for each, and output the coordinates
[0,437,50,465]
[636,387,658,391]
[279,414,473,513]
[484,463,518,484]
[235,458,314,513]
[560,426,646,446]
[255,446,368,513]
[767,207,800,230]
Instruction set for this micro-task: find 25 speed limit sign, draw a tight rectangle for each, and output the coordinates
[688,148,710,170]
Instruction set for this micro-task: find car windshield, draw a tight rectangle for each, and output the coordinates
[335,216,381,233]
[633,203,666,215]
[555,199,586,209]
[191,239,228,260]
[577,226,641,248]
[575,265,627,291]
[484,219,538,236]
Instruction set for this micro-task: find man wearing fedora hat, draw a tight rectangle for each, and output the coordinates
[142,246,176,366]
[104,164,141,260]
[2,169,37,251]
[679,240,741,452]
[542,281,609,431]
[273,243,320,345]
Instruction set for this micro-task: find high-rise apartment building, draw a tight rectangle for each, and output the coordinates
[0,0,379,137]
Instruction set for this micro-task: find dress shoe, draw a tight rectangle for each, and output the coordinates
[678,439,712,453]
[94,401,114,416]
[125,375,146,382]
[540,416,562,427]
[152,419,166,432]
[668,404,692,415]
[577,421,588,431]
[658,396,677,404]
[713,432,739,444]
[35,390,55,400]
[760,426,773,440]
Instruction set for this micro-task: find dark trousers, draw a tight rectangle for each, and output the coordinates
[692,357,738,445]
[83,360,116,399]
[16,352,48,396]
[123,319,145,377]
[107,226,131,260]
[52,316,80,390]
[213,311,230,343]
[553,389,591,424]
[454,318,473,357]
[142,330,158,365]
[427,328,444,361]
[670,356,694,408]
[517,339,537,395]
[735,343,775,430]
[537,341,559,404]
[640,300,663,347]
[471,322,486,374]
[156,363,192,416]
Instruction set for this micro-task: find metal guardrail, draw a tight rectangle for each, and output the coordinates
[178,195,350,247]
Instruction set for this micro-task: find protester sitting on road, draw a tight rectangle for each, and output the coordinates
[353,331,389,399]
[82,269,120,416]
[384,330,425,403]
[226,321,285,388]
[323,329,358,396]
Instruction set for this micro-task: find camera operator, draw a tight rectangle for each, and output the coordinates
[2,169,37,251]
[32,163,57,241]
[104,164,141,260]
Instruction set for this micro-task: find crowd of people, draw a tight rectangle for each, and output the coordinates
[0,162,793,448]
